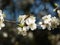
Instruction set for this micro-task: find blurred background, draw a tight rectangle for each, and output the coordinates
[0,0,60,45]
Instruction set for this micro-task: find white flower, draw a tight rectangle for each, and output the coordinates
[23,26,29,31]
[0,10,4,20]
[57,10,60,14]
[18,15,27,27]
[42,14,51,24]
[18,15,27,22]
[17,27,22,32]
[39,15,52,30]
[0,10,5,30]
[57,10,60,18]
[18,15,37,31]
[39,14,60,30]
[18,21,25,27]
[25,15,37,30]
[39,22,42,25]
[51,17,60,25]
[17,26,28,36]
[0,23,5,30]
[25,16,36,25]
[42,14,51,20]
[40,24,46,29]
[51,17,60,29]
[28,23,37,30]
[39,22,52,30]
[39,22,47,30]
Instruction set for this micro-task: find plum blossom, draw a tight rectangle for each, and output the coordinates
[18,15,27,23]
[28,23,37,30]
[17,15,37,36]
[25,15,37,30]
[42,14,52,24]
[18,15,27,21]
[0,10,5,30]
[39,22,44,29]
[18,15,37,30]
[57,10,60,18]
[51,17,60,29]
[17,26,28,36]
[57,10,60,14]
[39,14,60,30]
[18,15,27,27]
[25,16,36,25]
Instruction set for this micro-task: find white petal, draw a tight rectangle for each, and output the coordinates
[25,18,35,25]
[30,23,37,30]
[23,26,27,31]
[57,10,60,14]
[41,25,46,29]
[25,18,30,25]
[48,14,51,18]
[39,22,42,25]
[21,31,27,36]
[18,15,27,22]
[17,27,22,31]
[48,26,51,30]
[25,26,29,30]
[1,23,5,27]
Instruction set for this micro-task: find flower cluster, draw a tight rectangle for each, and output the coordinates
[0,10,59,36]
[39,14,60,30]
[17,15,37,36]
[17,14,60,36]
[0,10,5,30]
